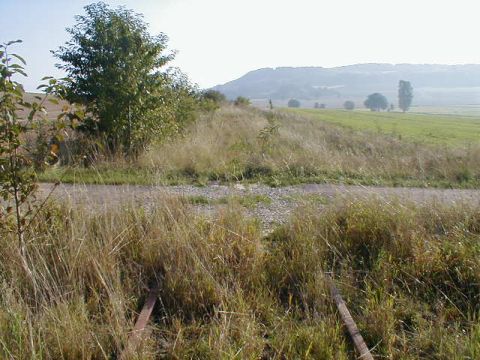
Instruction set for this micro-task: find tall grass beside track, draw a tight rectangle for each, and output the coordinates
[1,197,479,358]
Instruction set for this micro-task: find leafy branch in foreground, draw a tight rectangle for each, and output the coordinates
[0,40,83,268]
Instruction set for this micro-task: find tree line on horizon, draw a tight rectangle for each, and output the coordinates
[283,80,414,112]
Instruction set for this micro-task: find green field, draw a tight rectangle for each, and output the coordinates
[292,108,480,145]
[410,105,480,116]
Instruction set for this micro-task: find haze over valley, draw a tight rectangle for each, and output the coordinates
[213,63,480,108]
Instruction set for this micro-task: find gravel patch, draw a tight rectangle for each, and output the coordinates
[38,182,480,233]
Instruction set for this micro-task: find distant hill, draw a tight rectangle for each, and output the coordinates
[212,64,480,108]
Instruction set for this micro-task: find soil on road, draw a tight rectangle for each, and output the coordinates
[38,182,480,233]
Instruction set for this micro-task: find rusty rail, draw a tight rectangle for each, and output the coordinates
[327,276,374,360]
[120,284,160,359]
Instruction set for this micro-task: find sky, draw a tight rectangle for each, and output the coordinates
[1,0,480,91]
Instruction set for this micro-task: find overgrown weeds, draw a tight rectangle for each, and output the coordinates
[1,196,479,358]
[142,106,480,188]
[39,105,480,188]
[266,199,480,358]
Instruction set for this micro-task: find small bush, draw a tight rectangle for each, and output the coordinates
[343,100,355,110]
[200,90,227,111]
[288,98,301,108]
[234,96,250,106]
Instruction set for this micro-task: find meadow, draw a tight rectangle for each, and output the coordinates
[410,105,480,116]
[291,108,480,145]
[39,105,480,188]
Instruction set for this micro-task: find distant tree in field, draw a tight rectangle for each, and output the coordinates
[319,103,326,109]
[398,80,413,112]
[234,96,250,106]
[54,2,196,155]
[343,100,355,110]
[314,102,325,109]
[269,99,273,110]
[364,93,388,111]
[288,99,301,108]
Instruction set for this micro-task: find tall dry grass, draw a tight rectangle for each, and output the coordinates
[141,105,480,187]
[0,197,271,359]
[266,198,480,358]
[1,195,479,358]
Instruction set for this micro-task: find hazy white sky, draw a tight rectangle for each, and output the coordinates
[1,0,480,90]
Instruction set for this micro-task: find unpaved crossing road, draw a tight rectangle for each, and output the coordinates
[38,182,480,231]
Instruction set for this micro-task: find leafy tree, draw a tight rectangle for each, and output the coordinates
[343,100,355,110]
[364,93,388,111]
[234,96,250,106]
[288,99,301,108]
[54,2,194,155]
[398,80,413,112]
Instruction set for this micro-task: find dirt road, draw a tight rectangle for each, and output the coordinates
[38,182,480,231]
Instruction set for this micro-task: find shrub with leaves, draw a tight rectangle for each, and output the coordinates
[258,112,280,154]
[0,40,82,262]
[343,100,355,110]
[199,89,226,111]
[287,98,301,108]
[234,96,250,107]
